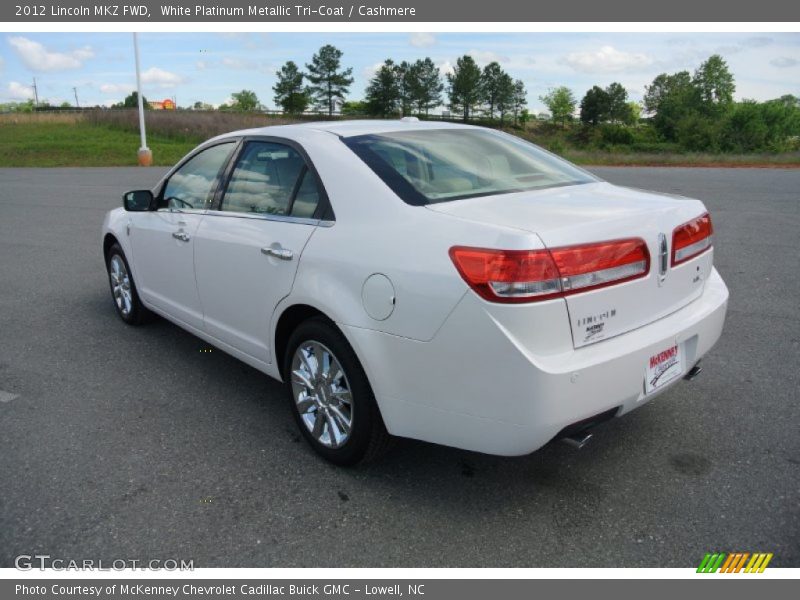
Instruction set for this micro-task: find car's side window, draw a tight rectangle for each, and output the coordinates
[290,169,322,218]
[220,141,320,218]
[160,142,236,210]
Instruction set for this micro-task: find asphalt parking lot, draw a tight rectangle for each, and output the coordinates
[0,166,798,568]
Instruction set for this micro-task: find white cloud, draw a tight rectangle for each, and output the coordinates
[196,60,208,70]
[770,57,798,68]
[563,45,653,74]
[7,81,34,100]
[467,50,510,66]
[362,61,384,79]
[742,36,773,48]
[221,57,249,69]
[100,83,133,94]
[8,36,94,72]
[410,33,436,48]
[0,56,4,72]
[140,67,186,87]
[437,60,454,77]
[211,56,272,74]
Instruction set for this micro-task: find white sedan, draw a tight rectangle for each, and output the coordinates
[102,119,728,465]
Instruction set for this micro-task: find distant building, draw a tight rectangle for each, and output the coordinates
[149,98,176,110]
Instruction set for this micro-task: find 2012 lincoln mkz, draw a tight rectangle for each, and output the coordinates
[102,120,729,465]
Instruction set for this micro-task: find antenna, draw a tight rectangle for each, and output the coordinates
[73,87,80,108]
[32,77,39,107]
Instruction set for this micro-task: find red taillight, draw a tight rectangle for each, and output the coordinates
[448,247,561,303]
[449,238,650,304]
[672,213,713,266]
[551,238,650,293]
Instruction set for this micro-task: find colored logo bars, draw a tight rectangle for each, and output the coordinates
[697,552,773,573]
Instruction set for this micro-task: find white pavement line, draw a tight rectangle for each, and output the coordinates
[0,390,20,403]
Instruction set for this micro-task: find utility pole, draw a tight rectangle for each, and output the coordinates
[133,33,152,166]
[32,78,39,108]
[72,87,80,108]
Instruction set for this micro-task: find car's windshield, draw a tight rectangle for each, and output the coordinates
[343,128,598,205]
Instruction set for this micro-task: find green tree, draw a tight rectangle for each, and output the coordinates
[644,71,694,115]
[229,89,260,111]
[273,61,310,114]
[447,55,483,121]
[480,61,506,119]
[116,91,149,109]
[644,71,697,140]
[10,100,36,113]
[722,98,800,152]
[626,101,642,125]
[512,80,527,124]
[539,86,576,127]
[776,94,800,110]
[305,44,354,116]
[606,82,629,123]
[494,73,516,124]
[365,59,401,116]
[579,85,610,125]
[693,54,735,115]
[407,58,443,116]
[340,100,368,116]
[396,61,415,116]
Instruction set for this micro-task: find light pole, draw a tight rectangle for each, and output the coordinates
[133,33,152,166]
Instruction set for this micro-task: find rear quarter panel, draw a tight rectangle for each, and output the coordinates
[283,129,543,341]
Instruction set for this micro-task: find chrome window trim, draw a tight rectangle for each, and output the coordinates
[204,209,335,228]
[156,208,208,215]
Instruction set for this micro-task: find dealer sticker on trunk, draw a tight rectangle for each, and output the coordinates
[645,343,683,394]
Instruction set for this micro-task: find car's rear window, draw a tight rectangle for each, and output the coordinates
[343,128,598,205]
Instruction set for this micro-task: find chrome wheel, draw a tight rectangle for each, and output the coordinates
[109,254,133,317]
[290,341,353,449]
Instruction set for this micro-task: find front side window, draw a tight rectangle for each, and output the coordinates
[343,129,598,205]
[160,142,235,209]
[220,141,320,218]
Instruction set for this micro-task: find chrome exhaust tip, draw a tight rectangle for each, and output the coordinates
[562,432,593,449]
[684,361,703,381]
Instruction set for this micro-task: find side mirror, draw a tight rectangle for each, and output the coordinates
[123,190,154,212]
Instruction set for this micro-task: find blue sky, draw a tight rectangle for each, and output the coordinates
[1,32,798,112]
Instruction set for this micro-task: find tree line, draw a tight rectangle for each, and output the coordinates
[361,55,527,124]
[6,48,797,155]
[269,46,530,124]
[538,54,800,153]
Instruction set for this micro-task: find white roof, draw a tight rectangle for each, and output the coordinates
[212,119,475,142]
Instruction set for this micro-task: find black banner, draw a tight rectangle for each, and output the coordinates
[3,579,797,600]
[3,0,797,22]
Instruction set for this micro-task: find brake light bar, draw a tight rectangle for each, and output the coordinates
[672,213,713,266]
[449,238,650,304]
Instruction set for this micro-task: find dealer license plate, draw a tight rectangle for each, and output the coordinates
[645,343,683,394]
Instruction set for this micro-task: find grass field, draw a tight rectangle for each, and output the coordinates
[1,110,798,168]
[0,114,196,167]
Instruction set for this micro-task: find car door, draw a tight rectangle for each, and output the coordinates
[193,139,329,365]
[129,141,237,330]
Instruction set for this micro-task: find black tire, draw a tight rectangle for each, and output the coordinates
[284,316,393,466]
[105,243,151,325]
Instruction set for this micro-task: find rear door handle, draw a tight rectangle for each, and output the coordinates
[172,231,190,242]
[261,246,293,260]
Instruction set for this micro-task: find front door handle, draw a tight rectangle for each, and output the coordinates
[261,246,293,260]
[172,231,190,242]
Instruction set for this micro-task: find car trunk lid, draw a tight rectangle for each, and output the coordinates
[428,182,714,347]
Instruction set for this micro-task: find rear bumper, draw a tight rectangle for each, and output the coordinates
[343,268,729,456]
